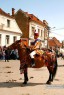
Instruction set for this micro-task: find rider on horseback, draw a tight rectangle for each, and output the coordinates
[30,31,41,67]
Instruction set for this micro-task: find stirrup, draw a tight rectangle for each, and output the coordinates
[32,64,35,67]
[20,69,24,74]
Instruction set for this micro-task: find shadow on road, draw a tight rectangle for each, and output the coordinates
[0,82,45,88]
[58,65,64,67]
[0,81,64,89]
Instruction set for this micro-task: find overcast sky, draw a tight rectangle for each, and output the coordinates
[0,0,64,42]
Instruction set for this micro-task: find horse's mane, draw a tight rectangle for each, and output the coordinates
[7,38,28,50]
[7,40,20,49]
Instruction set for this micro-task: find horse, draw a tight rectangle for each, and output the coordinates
[7,39,58,85]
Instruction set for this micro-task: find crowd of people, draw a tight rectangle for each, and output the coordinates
[0,46,19,61]
[0,37,63,63]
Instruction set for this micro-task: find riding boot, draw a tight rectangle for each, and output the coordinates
[31,58,35,67]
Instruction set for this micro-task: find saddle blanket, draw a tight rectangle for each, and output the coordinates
[36,50,44,55]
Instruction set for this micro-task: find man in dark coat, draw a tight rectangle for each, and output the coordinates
[5,48,10,62]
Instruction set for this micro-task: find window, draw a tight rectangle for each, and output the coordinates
[7,19,10,27]
[41,30,43,37]
[6,35,9,44]
[31,27,35,36]
[44,28,48,40]
[13,36,17,42]
[0,34,1,44]
[41,30,44,40]
[38,29,40,36]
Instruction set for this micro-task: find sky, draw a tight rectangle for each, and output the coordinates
[0,0,64,42]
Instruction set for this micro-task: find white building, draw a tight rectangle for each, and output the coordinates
[29,21,45,46]
[0,8,22,46]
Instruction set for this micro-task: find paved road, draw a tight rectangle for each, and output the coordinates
[0,58,64,95]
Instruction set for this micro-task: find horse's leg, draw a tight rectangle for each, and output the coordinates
[46,66,53,84]
[51,58,58,80]
[23,64,28,84]
[46,58,58,84]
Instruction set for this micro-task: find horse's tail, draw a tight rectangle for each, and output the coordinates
[53,56,58,78]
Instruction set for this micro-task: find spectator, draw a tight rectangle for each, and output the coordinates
[5,48,10,62]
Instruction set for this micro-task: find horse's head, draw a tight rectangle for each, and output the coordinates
[7,38,30,65]
[7,38,28,50]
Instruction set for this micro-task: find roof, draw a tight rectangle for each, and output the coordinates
[26,13,44,26]
[16,9,45,26]
[48,37,62,47]
[0,8,14,19]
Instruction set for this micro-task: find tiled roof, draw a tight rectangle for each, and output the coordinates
[53,37,62,47]
[0,8,14,19]
[24,12,44,26]
[15,9,48,27]
[48,39,56,46]
[48,37,62,47]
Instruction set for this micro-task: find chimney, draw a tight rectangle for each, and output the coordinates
[8,13,10,15]
[12,8,15,16]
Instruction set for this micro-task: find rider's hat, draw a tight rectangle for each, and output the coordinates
[34,30,39,36]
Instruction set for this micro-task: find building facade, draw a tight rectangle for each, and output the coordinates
[15,9,49,48]
[62,40,64,48]
[0,8,22,47]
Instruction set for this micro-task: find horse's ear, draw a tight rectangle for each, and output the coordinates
[24,44,27,47]
[17,39,21,44]
[20,39,22,42]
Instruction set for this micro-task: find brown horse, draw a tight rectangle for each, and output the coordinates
[8,39,58,85]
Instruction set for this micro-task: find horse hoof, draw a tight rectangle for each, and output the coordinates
[50,79,53,82]
[23,81,27,84]
[46,81,51,85]
[26,78,28,81]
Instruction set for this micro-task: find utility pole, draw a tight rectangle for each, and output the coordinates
[47,26,50,48]
[47,26,55,48]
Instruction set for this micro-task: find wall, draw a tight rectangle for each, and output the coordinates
[0,14,22,46]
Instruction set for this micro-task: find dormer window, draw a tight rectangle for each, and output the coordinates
[7,19,10,27]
